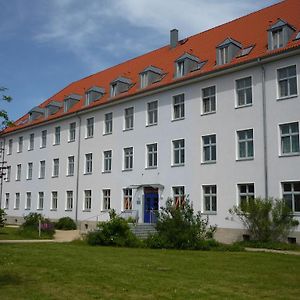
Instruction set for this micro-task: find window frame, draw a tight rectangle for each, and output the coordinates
[37,192,44,210]
[54,126,61,145]
[123,147,134,171]
[202,185,217,214]
[202,86,216,115]
[279,122,300,156]
[39,160,46,179]
[41,130,47,148]
[146,143,158,169]
[86,117,94,138]
[103,150,112,173]
[172,139,185,166]
[235,76,253,108]
[29,133,34,150]
[123,188,133,211]
[66,190,73,211]
[202,134,217,163]
[124,107,134,131]
[172,186,185,208]
[14,192,20,210]
[282,181,300,214]
[67,156,75,176]
[83,190,92,211]
[147,100,158,126]
[85,153,93,174]
[172,94,185,120]
[237,183,255,206]
[27,162,33,180]
[69,122,76,142]
[16,164,22,181]
[25,192,31,210]
[237,129,254,160]
[51,191,58,211]
[102,189,111,211]
[18,136,23,153]
[104,112,113,135]
[277,65,298,99]
[52,158,59,177]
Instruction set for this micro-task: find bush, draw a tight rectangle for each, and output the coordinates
[145,198,217,250]
[229,197,299,242]
[55,217,77,230]
[86,212,141,248]
[0,209,6,227]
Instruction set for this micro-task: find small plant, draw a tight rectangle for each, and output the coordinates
[0,208,6,227]
[55,217,77,230]
[229,197,299,242]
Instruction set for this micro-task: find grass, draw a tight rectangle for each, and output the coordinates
[0,242,300,299]
[0,226,54,240]
[236,240,300,251]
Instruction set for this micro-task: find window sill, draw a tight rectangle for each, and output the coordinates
[85,136,94,140]
[38,177,45,180]
[145,166,157,170]
[279,153,300,158]
[101,210,110,213]
[235,103,252,109]
[40,146,46,149]
[84,172,92,175]
[201,111,216,116]
[17,151,22,154]
[50,209,57,211]
[146,123,158,128]
[25,208,31,211]
[171,163,185,168]
[52,175,59,178]
[201,161,216,165]
[82,209,91,212]
[13,208,19,210]
[202,211,217,215]
[26,178,32,181]
[66,174,74,177]
[236,157,254,162]
[122,169,133,172]
[171,117,185,122]
[103,132,112,136]
[102,170,111,174]
[28,148,34,151]
[68,140,75,143]
[53,143,60,146]
[15,179,21,182]
[277,94,298,101]
[65,209,73,212]
[37,208,43,211]
[123,128,134,132]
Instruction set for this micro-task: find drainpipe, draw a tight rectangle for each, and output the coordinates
[260,61,269,199]
[75,114,81,223]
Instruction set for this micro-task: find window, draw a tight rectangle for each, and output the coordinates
[173,139,185,165]
[203,134,216,162]
[236,77,252,106]
[238,183,255,206]
[123,147,133,170]
[202,86,216,114]
[103,112,113,135]
[102,189,111,210]
[27,162,33,180]
[272,29,283,49]
[176,61,184,77]
[51,191,58,210]
[203,185,217,213]
[6,166,11,182]
[220,46,229,65]
[111,83,117,97]
[41,130,47,148]
[237,129,254,159]
[278,65,297,98]
[123,188,132,210]
[67,156,75,176]
[282,182,300,213]
[16,164,22,181]
[85,153,93,174]
[147,101,158,126]
[103,150,112,172]
[84,190,92,211]
[4,193,9,209]
[86,117,94,138]
[8,139,12,155]
[173,94,185,120]
[14,193,20,209]
[68,122,76,142]
[38,192,44,210]
[66,191,73,210]
[39,160,46,179]
[54,126,60,145]
[53,158,59,177]
[29,133,34,150]
[147,143,157,168]
[124,107,134,130]
[280,122,299,155]
[140,72,148,88]
[173,186,185,208]
[18,136,23,153]
[25,192,31,210]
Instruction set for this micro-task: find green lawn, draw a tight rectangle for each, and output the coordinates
[0,242,299,299]
[0,226,53,240]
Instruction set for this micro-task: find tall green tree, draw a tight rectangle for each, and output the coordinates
[0,87,13,130]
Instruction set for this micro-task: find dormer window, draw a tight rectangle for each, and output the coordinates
[140,66,164,89]
[28,107,45,121]
[110,77,132,97]
[175,53,202,78]
[216,38,242,66]
[45,101,62,117]
[85,86,105,106]
[63,94,81,112]
[268,19,295,51]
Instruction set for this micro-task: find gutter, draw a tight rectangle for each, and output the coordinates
[74,114,81,223]
[2,46,300,137]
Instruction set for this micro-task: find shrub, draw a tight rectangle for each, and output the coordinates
[23,212,43,228]
[86,213,141,247]
[55,217,77,230]
[229,197,299,242]
[0,209,6,227]
[145,198,217,250]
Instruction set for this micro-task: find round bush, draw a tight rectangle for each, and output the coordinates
[55,217,77,230]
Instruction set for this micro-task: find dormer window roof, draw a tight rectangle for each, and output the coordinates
[140,66,164,89]
[216,38,242,65]
[63,94,81,112]
[28,106,45,121]
[175,53,204,78]
[45,101,63,117]
[110,76,132,97]
[268,19,295,50]
[85,86,105,106]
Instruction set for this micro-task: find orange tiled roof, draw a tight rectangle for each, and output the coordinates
[3,0,300,134]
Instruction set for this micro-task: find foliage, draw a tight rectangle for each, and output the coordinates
[229,197,299,242]
[86,213,141,247]
[145,198,217,249]
[55,217,77,230]
[235,240,300,251]
[0,86,14,129]
[0,208,6,227]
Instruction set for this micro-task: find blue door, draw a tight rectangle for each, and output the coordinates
[144,193,159,223]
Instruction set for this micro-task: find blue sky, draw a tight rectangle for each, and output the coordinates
[0,0,278,121]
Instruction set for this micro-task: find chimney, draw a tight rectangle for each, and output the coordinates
[170,29,178,48]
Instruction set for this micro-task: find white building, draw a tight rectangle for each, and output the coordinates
[1,0,300,243]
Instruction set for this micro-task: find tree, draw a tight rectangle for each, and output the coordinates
[229,197,299,242]
[0,87,13,130]
[0,208,6,227]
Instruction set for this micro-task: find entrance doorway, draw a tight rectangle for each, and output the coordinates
[144,187,159,223]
